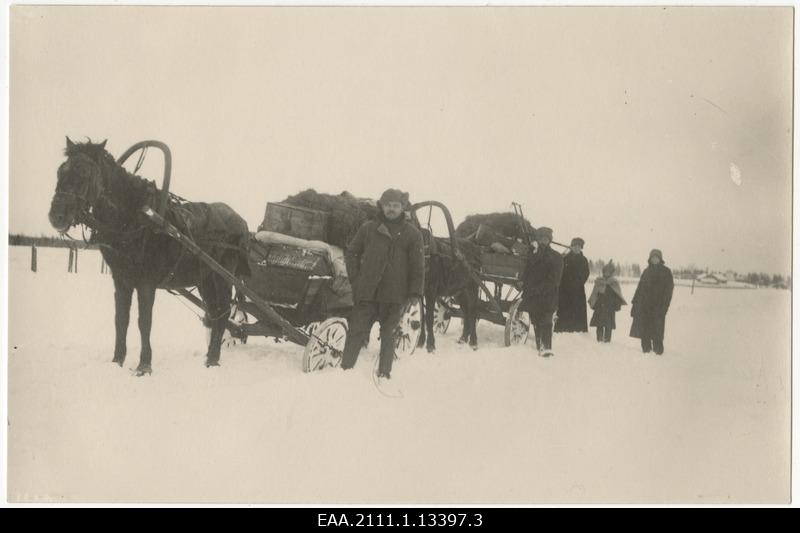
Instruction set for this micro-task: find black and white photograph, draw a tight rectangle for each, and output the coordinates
[2,4,795,505]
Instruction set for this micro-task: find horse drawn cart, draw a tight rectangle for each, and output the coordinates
[414,203,542,348]
[119,141,425,373]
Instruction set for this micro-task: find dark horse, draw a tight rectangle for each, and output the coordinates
[48,138,250,375]
[417,236,482,352]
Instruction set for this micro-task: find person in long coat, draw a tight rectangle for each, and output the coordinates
[630,249,674,354]
[555,237,590,332]
[341,188,425,379]
[588,261,627,342]
[522,227,564,357]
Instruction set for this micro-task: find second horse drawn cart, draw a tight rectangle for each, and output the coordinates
[415,203,530,346]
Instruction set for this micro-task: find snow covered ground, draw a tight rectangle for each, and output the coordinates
[7,246,791,503]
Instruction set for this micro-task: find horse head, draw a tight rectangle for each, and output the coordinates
[48,137,110,232]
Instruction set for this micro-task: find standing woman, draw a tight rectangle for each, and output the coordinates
[588,261,627,342]
[554,237,590,333]
[630,249,674,355]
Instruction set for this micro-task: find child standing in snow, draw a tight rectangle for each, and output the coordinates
[588,262,627,343]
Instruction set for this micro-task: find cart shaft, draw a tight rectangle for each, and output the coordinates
[142,206,310,347]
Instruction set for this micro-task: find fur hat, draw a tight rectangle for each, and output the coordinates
[535,227,553,241]
[602,261,616,277]
[379,188,408,206]
[649,249,664,263]
[571,237,585,247]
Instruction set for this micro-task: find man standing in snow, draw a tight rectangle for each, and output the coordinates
[522,227,564,357]
[630,249,674,355]
[554,237,590,333]
[340,188,425,380]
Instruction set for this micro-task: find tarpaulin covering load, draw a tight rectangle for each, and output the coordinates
[455,212,534,244]
[252,231,354,311]
[454,212,532,282]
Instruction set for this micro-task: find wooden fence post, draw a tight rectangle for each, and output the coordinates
[74,247,78,273]
[67,247,74,273]
[31,244,37,272]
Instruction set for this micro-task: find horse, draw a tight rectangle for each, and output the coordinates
[417,236,482,352]
[48,138,251,375]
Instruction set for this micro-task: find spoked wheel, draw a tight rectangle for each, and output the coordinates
[394,300,422,358]
[300,322,320,337]
[303,317,348,373]
[433,297,453,335]
[206,304,249,350]
[504,298,530,347]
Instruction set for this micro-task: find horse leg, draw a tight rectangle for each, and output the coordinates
[134,284,156,376]
[417,294,427,349]
[457,323,468,344]
[467,288,479,350]
[456,292,469,345]
[200,275,231,368]
[112,276,133,366]
[425,293,437,352]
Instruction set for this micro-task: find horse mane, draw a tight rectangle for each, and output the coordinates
[66,139,160,206]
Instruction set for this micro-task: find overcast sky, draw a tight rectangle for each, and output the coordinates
[9,6,793,274]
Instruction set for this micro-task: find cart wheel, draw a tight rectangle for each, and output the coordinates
[504,298,530,347]
[300,322,320,337]
[394,300,422,358]
[303,317,348,373]
[206,306,248,350]
[433,297,453,335]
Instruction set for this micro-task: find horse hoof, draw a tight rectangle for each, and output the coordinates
[457,338,467,345]
[112,358,125,367]
[426,346,436,353]
[205,360,220,368]
[470,344,478,351]
[135,366,152,376]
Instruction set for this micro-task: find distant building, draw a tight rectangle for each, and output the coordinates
[696,272,729,285]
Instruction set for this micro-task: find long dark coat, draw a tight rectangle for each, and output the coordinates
[345,215,425,304]
[522,244,564,317]
[630,262,674,341]
[554,252,589,332]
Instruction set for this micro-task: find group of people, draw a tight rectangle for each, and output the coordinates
[537,234,675,356]
[339,188,675,381]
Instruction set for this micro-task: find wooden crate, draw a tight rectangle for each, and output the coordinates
[479,252,527,282]
[259,202,330,241]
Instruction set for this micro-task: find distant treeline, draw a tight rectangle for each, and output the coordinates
[671,266,707,280]
[588,259,641,278]
[8,233,98,250]
[673,265,789,289]
[587,259,790,289]
[739,273,790,289]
